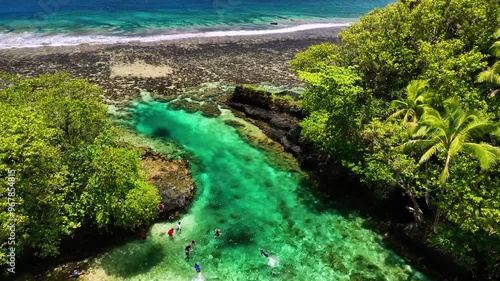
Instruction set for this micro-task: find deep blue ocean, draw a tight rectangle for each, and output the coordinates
[0,0,392,48]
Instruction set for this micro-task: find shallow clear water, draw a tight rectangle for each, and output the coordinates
[85,98,429,281]
[0,0,393,48]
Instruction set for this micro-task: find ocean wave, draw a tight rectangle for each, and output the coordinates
[0,23,350,49]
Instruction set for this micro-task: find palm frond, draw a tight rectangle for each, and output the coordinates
[406,79,430,100]
[416,90,434,104]
[401,139,438,153]
[390,100,408,109]
[387,109,407,121]
[491,41,500,57]
[462,142,500,170]
[411,125,430,138]
[493,61,500,73]
[420,109,447,134]
[448,136,463,157]
[494,28,500,39]
[419,143,444,164]
[458,119,497,141]
[477,68,500,84]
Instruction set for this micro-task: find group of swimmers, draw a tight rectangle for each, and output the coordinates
[167,221,182,236]
[186,227,223,278]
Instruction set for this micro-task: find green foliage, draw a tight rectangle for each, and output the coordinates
[289,42,338,72]
[388,79,433,126]
[0,73,108,146]
[296,0,500,99]
[441,156,500,234]
[291,0,500,275]
[403,99,500,183]
[418,40,487,109]
[477,29,500,99]
[298,66,365,159]
[0,74,160,266]
[82,132,159,229]
[0,104,71,262]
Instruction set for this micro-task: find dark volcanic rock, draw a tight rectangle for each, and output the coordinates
[231,85,274,109]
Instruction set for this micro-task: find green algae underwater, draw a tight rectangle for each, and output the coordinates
[86,97,430,281]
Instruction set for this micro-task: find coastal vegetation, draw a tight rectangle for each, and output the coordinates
[0,73,160,269]
[291,0,500,278]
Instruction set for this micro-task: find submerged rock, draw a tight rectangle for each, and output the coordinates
[167,99,221,117]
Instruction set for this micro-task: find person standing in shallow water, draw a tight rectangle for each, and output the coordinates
[168,228,174,237]
[176,221,181,233]
[185,245,192,258]
[214,228,221,238]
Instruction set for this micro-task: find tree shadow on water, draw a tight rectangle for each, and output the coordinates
[293,176,327,213]
[99,241,166,278]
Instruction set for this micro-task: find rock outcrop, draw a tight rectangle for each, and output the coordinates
[227,85,350,188]
[141,149,195,219]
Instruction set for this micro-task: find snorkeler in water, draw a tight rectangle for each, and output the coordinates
[194,263,203,278]
[260,249,269,258]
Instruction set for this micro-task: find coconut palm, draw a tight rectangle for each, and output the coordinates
[402,99,500,184]
[477,28,500,97]
[490,28,500,57]
[477,61,500,97]
[387,79,433,127]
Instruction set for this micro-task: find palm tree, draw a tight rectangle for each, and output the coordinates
[477,61,500,97]
[387,79,433,127]
[490,28,500,57]
[402,99,500,184]
[477,28,500,97]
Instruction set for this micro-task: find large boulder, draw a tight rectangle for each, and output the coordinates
[141,149,195,219]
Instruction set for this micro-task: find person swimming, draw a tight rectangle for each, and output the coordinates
[190,240,196,247]
[260,249,269,258]
[214,228,221,238]
[194,263,203,278]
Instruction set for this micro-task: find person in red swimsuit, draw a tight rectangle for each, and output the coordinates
[168,228,174,237]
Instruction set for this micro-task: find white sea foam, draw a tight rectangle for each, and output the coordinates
[0,23,350,49]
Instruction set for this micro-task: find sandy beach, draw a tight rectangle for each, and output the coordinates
[0,27,342,102]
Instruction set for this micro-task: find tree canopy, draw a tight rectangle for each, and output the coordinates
[292,0,500,278]
[0,73,160,267]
